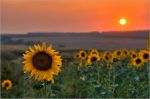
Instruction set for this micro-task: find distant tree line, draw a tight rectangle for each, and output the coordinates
[1,35,42,45]
[2,30,149,38]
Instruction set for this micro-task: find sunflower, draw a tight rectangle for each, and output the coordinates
[122,49,129,58]
[129,50,137,59]
[103,54,111,62]
[99,56,103,62]
[132,57,144,68]
[132,54,137,59]
[79,50,87,59]
[111,56,120,64]
[74,53,80,59]
[113,50,122,58]
[87,54,100,64]
[139,50,150,62]
[22,43,62,83]
[129,50,137,58]
[90,49,99,55]
[106,63,112,69]
[2,80,12,90]
[103,51,111,56]
[88,49,93,53]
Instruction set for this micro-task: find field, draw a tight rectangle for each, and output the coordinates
[11,36,146,50]
[1,35,149,98]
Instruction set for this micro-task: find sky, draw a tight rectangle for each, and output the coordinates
[1,0,149,33]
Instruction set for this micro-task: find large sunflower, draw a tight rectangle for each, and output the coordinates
[139,50,150,62]
[87,54,100,64]
[2,80,12,90]
[132,57,144,68]
[22,43,62,83]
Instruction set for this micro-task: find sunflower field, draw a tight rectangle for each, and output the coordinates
[1,42,150,98]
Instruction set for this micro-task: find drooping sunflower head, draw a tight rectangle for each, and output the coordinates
[139,50,150,62]
[87,54,100,64]
[132,57,144,68]
[2,80,12,90]
[22,43,62,83]
[79,50,87,60]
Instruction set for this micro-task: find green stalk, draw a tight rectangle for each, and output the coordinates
[108,67,111,98]
[44,80,48,98]
[112,65,116,97]
[97,62,100,82]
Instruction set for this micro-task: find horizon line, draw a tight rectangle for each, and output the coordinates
[1,29,149,35]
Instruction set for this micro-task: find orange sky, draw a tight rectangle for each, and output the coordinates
[1,0,149,33]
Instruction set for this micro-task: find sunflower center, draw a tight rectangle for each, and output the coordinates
[117,51,121,55]
[91,57,97,62]
[132,54,136,58]
[124,51,127,54]
[92,52,96,54]
[106,53,109,55]
[76,54,79,58]
[4,83,9,88]
[113,58,118,62]
[136,58,141,64]
[32,52,52,71]
[100,58,103,61]
[81,53,85,57]
[105,56,109,60]
[143,53,149,59]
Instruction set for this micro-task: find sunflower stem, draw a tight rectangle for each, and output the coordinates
[112,65,116,98]
[97,62,100,82]
[108,68,111,97]
[44,80,48,98]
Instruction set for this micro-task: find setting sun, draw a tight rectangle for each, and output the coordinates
[119,18,127,26]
